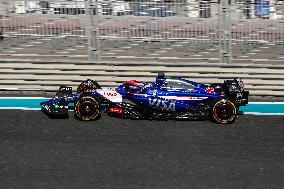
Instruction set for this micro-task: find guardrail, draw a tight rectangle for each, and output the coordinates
[0,59,283,97]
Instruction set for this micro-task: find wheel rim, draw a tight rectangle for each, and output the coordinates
[215,103,234,120]
[213,100,236,123]
[75,97,100,121]
[80,102,96,116]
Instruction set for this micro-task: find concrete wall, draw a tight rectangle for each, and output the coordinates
[0,59,283,97]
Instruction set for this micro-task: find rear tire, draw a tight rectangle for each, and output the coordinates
[211,99,237,124]
[74,96,101,121]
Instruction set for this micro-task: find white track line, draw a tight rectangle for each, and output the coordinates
[244,112,284,115]
[1,107,283,115]
[0,107,41,110]
[0,97,49,99]
[0,98,283,115]
[0,97,283,104]
[248,102,284,104]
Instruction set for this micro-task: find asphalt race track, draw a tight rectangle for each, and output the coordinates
[0,110,283,189]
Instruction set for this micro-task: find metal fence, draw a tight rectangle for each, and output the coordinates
[0,0,283,63]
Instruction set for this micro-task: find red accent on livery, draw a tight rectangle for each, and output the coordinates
[205,87,215,94]
[123,80,143,86]
[109,107,123,114]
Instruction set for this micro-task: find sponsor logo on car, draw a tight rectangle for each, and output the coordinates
[97,89,122,102]
[159,96,208,101]
[149,98,175,111]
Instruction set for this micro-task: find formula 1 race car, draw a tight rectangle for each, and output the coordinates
[41,73,249,124]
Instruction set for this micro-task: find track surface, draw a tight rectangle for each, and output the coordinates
[0,110,284,189]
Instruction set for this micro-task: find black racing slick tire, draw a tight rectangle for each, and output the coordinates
[211,99,237,124]
[74,96,101,121]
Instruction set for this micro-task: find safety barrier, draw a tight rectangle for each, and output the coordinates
[0,59,283,96]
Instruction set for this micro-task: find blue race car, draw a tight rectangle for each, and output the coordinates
[41,73,249,124]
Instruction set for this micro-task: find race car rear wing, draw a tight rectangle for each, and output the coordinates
[223,78,249,106]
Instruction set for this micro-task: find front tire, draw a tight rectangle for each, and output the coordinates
[211,99,237,124]
[74,96,101,121]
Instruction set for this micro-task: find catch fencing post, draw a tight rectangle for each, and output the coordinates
[85,0,101,62]
[218,0,231,63]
